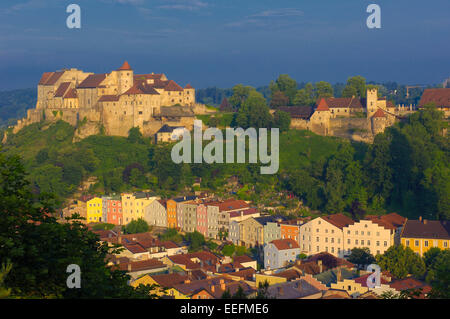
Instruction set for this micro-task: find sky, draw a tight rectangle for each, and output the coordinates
[0,0,449,90]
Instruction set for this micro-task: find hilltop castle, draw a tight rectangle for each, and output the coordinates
[13,61,200,139]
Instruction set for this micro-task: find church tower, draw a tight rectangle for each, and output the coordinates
[366,87,378,118]
[117,61,133,95]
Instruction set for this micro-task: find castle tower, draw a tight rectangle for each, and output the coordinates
[117,61,133,95]
[371,108,387,135]
[366,88,378,118]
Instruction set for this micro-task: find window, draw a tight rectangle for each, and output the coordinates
[316,237,319,242]
[355,231,358,235]
[376,232,380,236]
[376,241,380,247]
[316,246,319,252]
[347,239,351,244]
[361,240,364,245]
[361,231,364,236]
[424,241,428,247]
[367,240,371,245]
[444,241,448,248]
[367,231,371,236]
[415,240,419,247]
[406,240,409,246]
[355,239,359,245]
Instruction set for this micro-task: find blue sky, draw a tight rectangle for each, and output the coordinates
[0,0,449,90]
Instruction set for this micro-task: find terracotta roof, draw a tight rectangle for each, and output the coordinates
[276,268,303,281]
[54,82,71,97]
[117,61,132,71]
[164,80,184,92]
[354,272,391,287]
[296,252,354,275]
[227,267,256,281]
[77,74,107,88]
[38,72,54,85]
[98,95,120,102]
[278,106,314,119]
[160,241,179,249]
[45,71,65,86]
[184,83,193,89]
[419,88,450,108]
[267,279,323,299]
[122,242,148,254]
[207,199,250,212]
[319,97,364,109]
[63,88,78,99]
[270,238,300,250]
[372,108,386,118]
[229,208,258,218]
[149,273,188,288]
[389,278,432,298]
[365,213,406,230]
[233,255,254,264]
[316,98,330,111]
[118,258,165,272]
[322,214,354,229]
[401,219,450,240]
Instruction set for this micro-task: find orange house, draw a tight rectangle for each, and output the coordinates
[280,223,300,244]
[166,199,178,229]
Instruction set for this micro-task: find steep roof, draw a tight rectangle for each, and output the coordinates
[44,71,65,86]
[316,98,330,111]
[270,238,300,250]
[117,258,165,272]
[38,72,54,85]
[320,97,364,109]
[164,80,184,92]
[117,61,132,71]
[365,213,406,230]
[157,124,177,133]
[278,106,314,119]
[122,83,160,95]
[233,255,254,264]
[149,273,188,288]
[54,82,72,97]
[77,74,107,88]
[322,213,354,229]
[372,108,386,118]
[184,83,193,89]
[401,219,450,240]
[389,278,432,298]
[63,88,78,99]
[419,88,450,108]
[98,95,120,102]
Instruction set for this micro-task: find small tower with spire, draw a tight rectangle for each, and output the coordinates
[117,61,133,95]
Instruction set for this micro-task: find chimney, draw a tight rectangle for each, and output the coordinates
[296,259,302,267]
[216,263,220,272]
[118,236,122,244]
[419,216,422,222]
[220,279,226,291]
[184,279,191,284]
[127,263,132,272]
[211,285,215,293]
[337,267,342,282]
[318,260,323,273]
[423,219,427,225]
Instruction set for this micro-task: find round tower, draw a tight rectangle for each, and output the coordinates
[117,61,133,95]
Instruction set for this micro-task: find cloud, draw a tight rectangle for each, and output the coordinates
[158,0,208,11]
[225,8,305,29]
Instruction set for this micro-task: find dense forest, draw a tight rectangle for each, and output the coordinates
[0,88,36,127]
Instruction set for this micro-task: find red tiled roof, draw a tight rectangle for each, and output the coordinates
[122,83,160,95]
[164,80,184,91]
[276,268,303,281]
[98,95,119,102]
[54,82,71,97]
[118,258,165,272]
[207,199,250,212]
[319,97,364,109]
[77,74,107,88]
[233,255,254,264]
[185,83,193,89]
[419,88,450,108]
[229,208,258,218]
[38,72,54,85]
[63,88,77,99]
[401,219,450,240]
[354,272,391,287]
[316,98,330,111]
[117,61,132,71]
[45,71,65,86]
[365,213,406,230]
[389,278,432,298]
[149,273,188,288]
[322,214,354,229]
[372,108,386,118]
[270,238,300,250]
[134,73,164,81]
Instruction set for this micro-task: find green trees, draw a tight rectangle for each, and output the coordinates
[222,244,236,257]
[343,76,366,98]
[376,245,426,280]
[185,231,206,252]
[269,74,298,105]
[235,90,272,129]
[0,151,152,298]
[123,218,150,234]
[347,248,375,269]
[272,110,291,133]
[314,81,334,99]
[127,127,145,144]
[229,84,255,111]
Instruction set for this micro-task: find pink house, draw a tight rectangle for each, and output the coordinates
[196,203,208,237]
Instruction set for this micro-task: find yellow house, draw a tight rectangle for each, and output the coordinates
[131,273,188,297]
[86,197,103,223]
[401,218,450,256]
[121,192,159,224]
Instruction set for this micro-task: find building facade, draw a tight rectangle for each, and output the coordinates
[264,239,301,270]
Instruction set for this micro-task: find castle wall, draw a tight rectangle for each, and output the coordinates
[290,118,309,130]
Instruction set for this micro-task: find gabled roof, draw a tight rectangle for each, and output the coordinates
[365,213,406,230]
[316,98,330,111]
[54,82,71,97]
[270,238,300,250]
[278,106,314,119]
[372,108,386,118]
[63,88,78,99]
[233,255,254,264]
[184,83,193,89]
[319,97,364,109]
[401,219,450,240]
[164,80,184,91]
[117,61,132,71]
[98,95,119,102]
[122,83,161,96]
[38,72,54,85]
[77,74,107,88]
[44,71,65,86]
[207,199,250,212]
[419,88,450,108]
[322,214,354,229]
[117,258,165,272]
[149,273,188,288]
